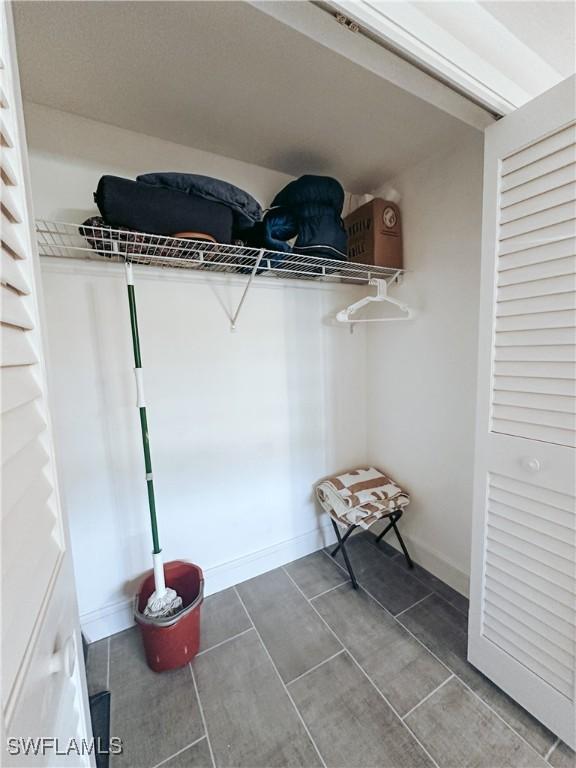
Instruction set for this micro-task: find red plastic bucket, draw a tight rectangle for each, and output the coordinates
[134,560,204,673]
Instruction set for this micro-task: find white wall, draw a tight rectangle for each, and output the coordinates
[367,134,484,594]
[24,102,298,222]
[26,104,369,640]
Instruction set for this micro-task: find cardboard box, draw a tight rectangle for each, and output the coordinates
[344,199,403,268]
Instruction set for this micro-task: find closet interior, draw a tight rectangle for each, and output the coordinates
[13,0,488,640]
[4,1,575,766]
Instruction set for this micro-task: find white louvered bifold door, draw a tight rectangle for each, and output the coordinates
[469,74,576,749]
[1,3,92,763]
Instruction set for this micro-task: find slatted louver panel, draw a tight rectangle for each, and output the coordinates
[0,25,64,710]
[492,123,576,447]
[483,473,575,700]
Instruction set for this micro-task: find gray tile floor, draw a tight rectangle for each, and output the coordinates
[87,532,574,768]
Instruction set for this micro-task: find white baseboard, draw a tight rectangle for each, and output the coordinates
[81,523,337,642]
[81,598,136,644]
[370,527,470,597]
[81,523,469,643]
[201,523,336,596]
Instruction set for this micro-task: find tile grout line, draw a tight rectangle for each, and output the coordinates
[233,586,328,768]
[320,547,360,582]
[235,586,255,627]
[393,611,557,765]
[405,580,470,619]
[189,664,216,768]
[196,627,254,657]
[321,548,554,765]
[392,614,558,763]
[544,737,560,763]
[308,579,350,601]
[394,593,434,618]
[324,549,464,684]
[327,539,470,621]
[283,571,416,716]
[362,535,471,617]
[286,649,346,686]
[150,735,207,768]
[449,673,556,766]
[387,589,556,763]
[401,675,455,721]
[320,549,437,634]
[282,566,442,768]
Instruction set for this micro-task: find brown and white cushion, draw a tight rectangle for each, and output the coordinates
[316,466,409,529]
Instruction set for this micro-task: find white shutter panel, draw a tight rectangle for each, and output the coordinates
[470,76,576,749]
[491,122,576,448]
[0,5,65,719]
[486,121,576,695]
[2,6,91,760]
[484,472,574,700]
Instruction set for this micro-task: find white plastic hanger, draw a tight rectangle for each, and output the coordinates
[336,278,414,323]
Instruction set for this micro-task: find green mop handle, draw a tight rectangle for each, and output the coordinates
[124,261,161,557]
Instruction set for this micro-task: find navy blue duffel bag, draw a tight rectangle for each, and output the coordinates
[137,172,262,232]
[94,175,234,242]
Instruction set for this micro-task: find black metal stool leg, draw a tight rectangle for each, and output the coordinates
[375,508,414,569]
[375,517,395,544]
[391,513,414,569]
[330,522,357,557]
[330,519,358,589]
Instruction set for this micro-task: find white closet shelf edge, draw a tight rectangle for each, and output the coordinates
[34,219,405,289]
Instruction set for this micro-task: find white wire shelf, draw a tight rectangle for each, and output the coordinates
[35,220,404,286]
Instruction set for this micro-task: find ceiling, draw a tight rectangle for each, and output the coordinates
[328,0,575,114]
[12,1,480,193]
[480,1,575,80]
[417,0,575,108]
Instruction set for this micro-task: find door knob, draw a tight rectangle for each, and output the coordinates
[48,635,76,678]
[521,457,541,473]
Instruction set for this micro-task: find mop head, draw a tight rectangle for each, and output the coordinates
[144,587,183,619]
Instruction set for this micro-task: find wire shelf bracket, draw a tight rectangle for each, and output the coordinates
[230,248,265,331]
